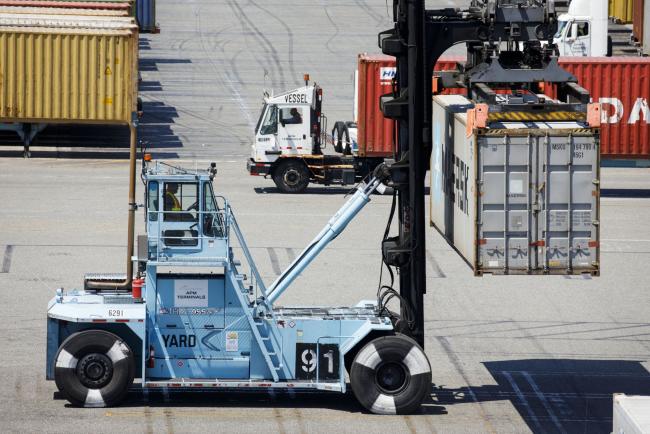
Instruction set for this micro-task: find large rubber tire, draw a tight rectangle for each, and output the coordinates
[332,122,344,154]
[342,123,352,155]
[350,334,431,415]
[272,160,310,194]
[54,330,134,408]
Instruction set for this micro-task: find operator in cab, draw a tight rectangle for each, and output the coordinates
[164,183,182,221]
[283,107,302,124]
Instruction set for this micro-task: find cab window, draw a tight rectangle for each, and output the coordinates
[260,105,278,135]
[163,182,198,222]
[280,107,303,125]
[554,20,568,39]
[576,22,589,38]
[147,181,159,222]
[203,182,223,237]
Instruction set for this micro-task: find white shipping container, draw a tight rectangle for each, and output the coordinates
[429,94,600,275]
[613,394,650,434]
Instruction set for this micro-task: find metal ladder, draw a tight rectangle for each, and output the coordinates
[228,211,289,382]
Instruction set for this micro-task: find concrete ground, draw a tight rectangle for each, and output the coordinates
[0,0,650,433]
[0,158,649,434]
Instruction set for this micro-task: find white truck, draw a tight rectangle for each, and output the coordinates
[553,0,612,57]
[246,78,386,193]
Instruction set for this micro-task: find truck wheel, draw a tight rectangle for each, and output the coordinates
[350,334,431,414]
[332,122,345,153]
[272,160,310,193]
[341,123,352,155]
[54,330,134,408]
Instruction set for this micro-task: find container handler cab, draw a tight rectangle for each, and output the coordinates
[46,157,432,414]
[247,76,385,193]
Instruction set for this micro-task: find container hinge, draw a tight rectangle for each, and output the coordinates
[592,220,600,226]
[592,179,600,185]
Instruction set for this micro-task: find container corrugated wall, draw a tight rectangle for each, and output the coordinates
[557,57,650,160]
[356,54,463,158]
[610,0,634,23]
[0,0,133,12]
[136,0,155,33]
[0,5,129,16]
[0,24,138,124]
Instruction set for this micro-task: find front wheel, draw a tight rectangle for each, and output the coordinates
[54,330,134,407]
[272,160,310,193]
[350,334,431,414]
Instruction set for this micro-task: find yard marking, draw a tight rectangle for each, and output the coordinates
[267,247,282,275]
[502,371,543,433]
[522,371,567,433]
[1,245,14,273]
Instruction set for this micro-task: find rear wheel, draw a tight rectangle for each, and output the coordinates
[54,330,134,408]
[272,160,310,193]
[350,334,431,414]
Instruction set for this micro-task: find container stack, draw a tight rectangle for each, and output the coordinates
[0,0,157,156]
[609,0,634,24]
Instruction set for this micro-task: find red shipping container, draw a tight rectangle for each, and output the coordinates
[556,57,650,160]
[356,54,650,161]
[356,54,463,157]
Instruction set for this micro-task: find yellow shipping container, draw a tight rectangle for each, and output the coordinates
[609,0,634,24]
[0,14,138,124]
[0,6,129,17]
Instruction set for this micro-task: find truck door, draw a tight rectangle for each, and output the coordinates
[255,104,279,157]
[569,21,590,56]
[277,106,310,154]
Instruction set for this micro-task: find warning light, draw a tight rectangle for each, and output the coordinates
[144,153,152,162]
[304,74,310,86]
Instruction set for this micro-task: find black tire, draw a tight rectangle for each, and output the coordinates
[350,334,431,415]
[54,330,134,408]
[341,124,352,155]
[607,35,613,57]
[332,121,345,153]
[272,160,310,193]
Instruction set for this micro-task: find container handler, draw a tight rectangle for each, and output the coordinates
[47,0,599,414]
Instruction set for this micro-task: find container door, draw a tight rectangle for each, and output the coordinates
[539,134,599,273]
[478,134,533,272]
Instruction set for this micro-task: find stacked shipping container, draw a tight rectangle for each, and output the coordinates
[355,54,650,162]
[0,3,142,155]
[0,0,155,32]
[0,14,139,124]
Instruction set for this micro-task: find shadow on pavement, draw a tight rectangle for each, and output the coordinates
[57,389,447,415]
[431,359,650,434]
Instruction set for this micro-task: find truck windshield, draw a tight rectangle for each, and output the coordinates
[555,20,569,39]
[255,103,267,134]
[259,105,278,135]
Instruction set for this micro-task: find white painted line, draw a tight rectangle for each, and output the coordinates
[502,371,543,433]
[522,371,567,434]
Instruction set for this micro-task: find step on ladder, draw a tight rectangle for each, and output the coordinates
[227,263,287,382]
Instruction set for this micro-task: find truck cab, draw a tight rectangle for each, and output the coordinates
[251,84,323,164]
[554,0,611,57]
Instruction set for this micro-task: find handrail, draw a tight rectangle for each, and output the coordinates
[228,207,268,298]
